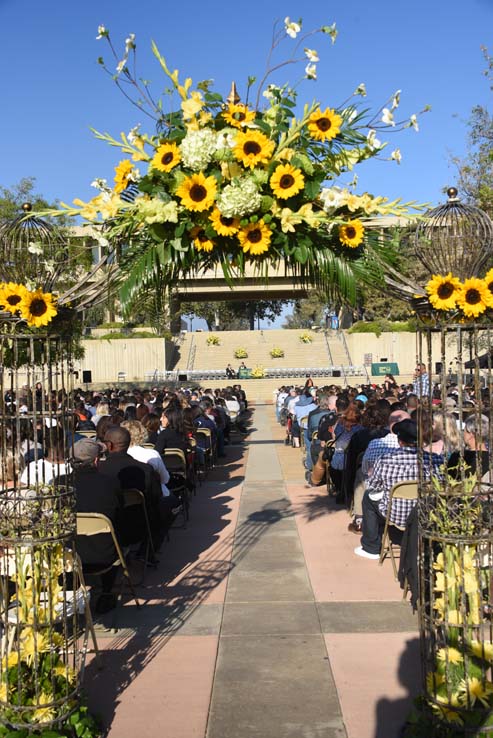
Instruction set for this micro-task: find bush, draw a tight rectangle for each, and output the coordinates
[348,319,417,337]
[299,332,313,343]
[234,347,248,359]
[206,334,221,346]
[270,347,285,358]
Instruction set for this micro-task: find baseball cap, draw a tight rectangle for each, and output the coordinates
[73,438,102,462]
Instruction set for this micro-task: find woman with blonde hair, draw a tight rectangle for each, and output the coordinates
[432,410,461,459]
[121,420,171,496]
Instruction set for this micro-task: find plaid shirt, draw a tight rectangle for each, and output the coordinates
[362,433,400,477]
[413,372,430,398]
[367,446,443,527]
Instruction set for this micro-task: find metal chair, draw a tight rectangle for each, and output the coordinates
[379,481,418,579]
[122,488,157,580]
[162,448,190,521]
[76,513,140,627]
[76,429,96,438]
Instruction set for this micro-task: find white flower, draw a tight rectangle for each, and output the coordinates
[381,108,395,126]
[409,114,419,132]
[391,148,402,164]
[319,186,345,211]
[90,177,109,191]
[366,129,382,150]
[94,234,110,248]
[305,63,317,80]
[180,128,218,171]
[353,82,366,97]
[27,241,43,255]
[304,48,319,63]
[116,57,127,74]
[217,178,262,217]
[284,17,301,39]
[127,124,141,144]
[125,33,136,54]
[96,25,107,40]
[321,23,338,44]
[391,89,401,110]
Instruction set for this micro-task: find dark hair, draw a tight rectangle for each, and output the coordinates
[142,413,160,435]
[162,406,185,435]
[361,401,390,429]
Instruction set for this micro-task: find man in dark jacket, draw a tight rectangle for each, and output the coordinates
[98,425,163,547]
[72,437,121,614]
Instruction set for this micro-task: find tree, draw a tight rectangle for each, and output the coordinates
[452,47,493,217]
[180,299,289,330]
[283,291,327,328]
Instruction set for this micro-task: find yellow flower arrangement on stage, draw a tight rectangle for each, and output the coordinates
[42,18,427,310]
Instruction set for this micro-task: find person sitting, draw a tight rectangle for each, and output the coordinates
[354,419,443,560]
[155,407,189,455]
[448,413,490,480]
[21,425,67,486]
[226,363,236,379]
[98,426,163,548]
[329,403,362,502]
[294,390,318,451]
[71,438,122,614]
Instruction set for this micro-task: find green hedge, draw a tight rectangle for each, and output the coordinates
[348,319,417,338]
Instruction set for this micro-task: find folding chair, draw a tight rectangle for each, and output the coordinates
[76,513,140,627]
[195,428,213,470]
[122,488,157,580]
[162,448,190,521]
[77,430,96,438]
[379,481,418,580]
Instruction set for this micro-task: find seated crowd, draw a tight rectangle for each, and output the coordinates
[2,383,248,613]
[276,369,490,573]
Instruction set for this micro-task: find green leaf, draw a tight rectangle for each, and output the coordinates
[149,223,168,242]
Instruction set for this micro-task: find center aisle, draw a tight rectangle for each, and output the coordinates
[206,404,346,738]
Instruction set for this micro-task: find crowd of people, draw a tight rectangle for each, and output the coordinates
[1,383,249,613]
[275,366,491,582]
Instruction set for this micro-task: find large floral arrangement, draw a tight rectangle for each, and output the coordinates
[250,365,266,378]
[234,347,248,359]
[0,283,57,328]
[206,334,220,346]
[44,18,426,310]
[270,347,285,358]
[299,331,313,343]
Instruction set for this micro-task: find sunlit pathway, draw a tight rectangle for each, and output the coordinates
[83,404,420,738]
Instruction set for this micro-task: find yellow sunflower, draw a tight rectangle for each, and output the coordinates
[456,277,493,318]
[233,130,275,169]
[209,208,239,236]
[176,172,217,212]
[339,220,365,248]
[222,103,256,129]
[270,164,305,200]
[20,289,58,328]
[0,282,29,314]
[426,273,462,310]
[191,226,215,252]
[484,268,493,297]
[237,220,272,255]
[114,159,134,193]
[151,142,181,173]
[308,107,343,142]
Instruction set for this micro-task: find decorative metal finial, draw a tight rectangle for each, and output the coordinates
[227,82,240,105]
[447,187,459,201]
[22,202,32,212]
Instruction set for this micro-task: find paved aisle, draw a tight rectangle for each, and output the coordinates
[84,404,419,738]
[206,404,346,738]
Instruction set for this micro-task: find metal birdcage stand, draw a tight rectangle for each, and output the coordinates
[411,190,493,735]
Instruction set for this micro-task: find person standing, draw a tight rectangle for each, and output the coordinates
[413,363,430,399]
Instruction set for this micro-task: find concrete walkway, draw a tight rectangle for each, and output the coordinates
[83,405,420,738]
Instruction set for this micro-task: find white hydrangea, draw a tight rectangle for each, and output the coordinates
[180,128,218,171]
[216,177,262,218]
[134,198,179,224]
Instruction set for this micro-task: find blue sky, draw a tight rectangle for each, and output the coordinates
[1,0,492,211]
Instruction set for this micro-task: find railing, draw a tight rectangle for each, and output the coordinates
[323,329,334,366]
[186,334,196,371]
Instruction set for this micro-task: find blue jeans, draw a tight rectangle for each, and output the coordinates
[361,490,385,554]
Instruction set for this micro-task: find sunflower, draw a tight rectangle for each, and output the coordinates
[151,142,181,173]
[233,130,275,169]
[209,208,239,236]
[237,220,272,255]
[191,226,215,252]
[20,289,58,328]
[308,107,343,142]
[270,164,305,200]
[426,273,462,310]
[484,268,493,297]
[458,677,493,708]
[0,282,29,314]
[456,277,493,318]
[176,172,217,212]
[114,159,134,193]
[339,220,364,248]
[222,103,256,129]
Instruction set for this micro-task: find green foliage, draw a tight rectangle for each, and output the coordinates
[0,705,100,737]
[95,331,158,340]
[348,318,417,337]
